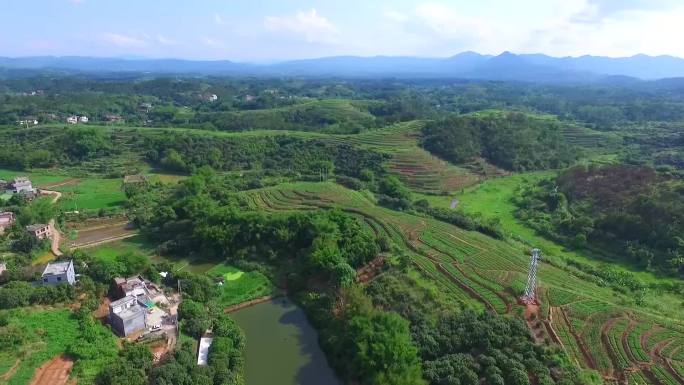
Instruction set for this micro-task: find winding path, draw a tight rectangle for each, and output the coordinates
[39,189,63,256]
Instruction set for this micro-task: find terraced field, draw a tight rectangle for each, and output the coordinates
[241,181,684,384]
[333,121,481,194]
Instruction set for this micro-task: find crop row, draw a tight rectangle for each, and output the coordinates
[650,364,681,385]
[646,329,682,353]
[579,312,615,373]
[439,262,507,313]
[547,287,581,307]
[411,255,483,308]
[549,307,589,369]
[660,338,684,361]
[604,318,632,371]
[626,322,652,363]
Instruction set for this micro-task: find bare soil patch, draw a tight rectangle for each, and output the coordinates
[70,222,136,248]
[29,355,73,385]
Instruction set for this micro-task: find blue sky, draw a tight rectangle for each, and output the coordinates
[1,0,682,61]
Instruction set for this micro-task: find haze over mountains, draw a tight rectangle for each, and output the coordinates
[2,51,684,82]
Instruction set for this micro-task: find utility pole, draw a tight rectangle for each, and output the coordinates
[520,248,540,305]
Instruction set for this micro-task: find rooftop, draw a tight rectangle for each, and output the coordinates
[117,303,146,320]
[42,260,72,276]
[197,336,214,365]
[26,224,48,232]
[123,174,147,184]
[110,295,138,308]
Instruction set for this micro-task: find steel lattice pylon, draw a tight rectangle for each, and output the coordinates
[520,248,541,305]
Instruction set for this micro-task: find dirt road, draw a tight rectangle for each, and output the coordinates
[29,355,73,385]
[40,190,63,256]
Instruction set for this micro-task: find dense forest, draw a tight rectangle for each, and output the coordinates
[515,165,684,276]
[421,111,578,171]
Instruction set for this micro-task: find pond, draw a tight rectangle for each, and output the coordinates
[230,298,341,385]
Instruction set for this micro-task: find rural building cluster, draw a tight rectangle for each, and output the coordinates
[108,275,171,338]
[66,115,89,124]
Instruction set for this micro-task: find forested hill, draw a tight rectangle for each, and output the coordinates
[420,111,578,171]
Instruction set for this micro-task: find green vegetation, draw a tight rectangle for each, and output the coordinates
[0,307,117,385]
[3,76,684,385]
[516,164,684,275]
[421,111,578,171]
[207,264,273,307]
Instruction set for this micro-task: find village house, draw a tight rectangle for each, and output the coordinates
[110,275,169,337]
[114,275,148,298]
[19,117,39,126]
[104,114,123,123]
[26,224,51,239]
[0,212,15,234]
[66,116,78,124]
[41,260,76,286]
[8,177,35,194]
[0,262,6,277]
[78,115,89,123]
[139,102,153,112]
[109,295,148,337]
[123,174,148,186]
[201,93,218,102]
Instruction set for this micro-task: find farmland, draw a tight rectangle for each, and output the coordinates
[240,181,684,383]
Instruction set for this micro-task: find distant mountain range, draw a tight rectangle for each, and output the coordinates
[2,52,684,82]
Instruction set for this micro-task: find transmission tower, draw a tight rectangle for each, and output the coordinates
[520,248,541,305]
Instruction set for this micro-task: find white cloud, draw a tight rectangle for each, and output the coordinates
[264,9,339,44]
[383,10,409,23]
[201,36,223,47]
[415,3,494,41]
[517,0,684,57]
[156,34,175,45]
[102,33,147,48]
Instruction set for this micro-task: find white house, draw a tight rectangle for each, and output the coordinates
[66,116,78,124]
[9,177,35,194]
[78,116,89,123]
[19,119,38,126]
[41,260,76,286]
[26,224,51,239]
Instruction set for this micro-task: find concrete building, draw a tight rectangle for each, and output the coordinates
[19,118,39,126]
[66,116,78,124]
[114,276,148,298]
[0,262,6,276]
[109,295,148,337]
[104,114,123,123]
[41,260,76,286]
[78,116,89,123]
[26,224,51,240]
[9,177,34,194]
[0,212,14,234]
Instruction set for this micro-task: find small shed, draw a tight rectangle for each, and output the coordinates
[197,332,214,365]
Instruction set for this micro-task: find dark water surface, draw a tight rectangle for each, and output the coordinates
[230,298,341,385]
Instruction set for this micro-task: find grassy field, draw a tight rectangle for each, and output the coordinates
[0,307,116,385]
[207,264,274,307]
[0,169,71,188]
[88,235,218,274]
